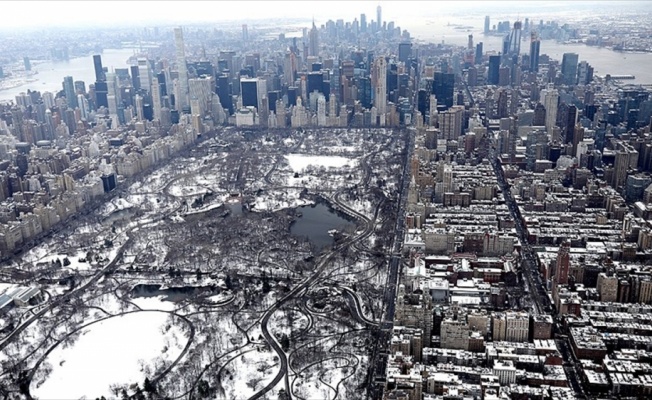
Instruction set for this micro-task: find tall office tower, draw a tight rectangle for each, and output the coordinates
[544,87,559,136]
[488,55,500,85]
[23,57,31,71]
[240,78,259,108]
[256,78,267,113]
[484,16,490,33]
[429,94,438,126]
[377,5,382,31]
[130,65,140,91]
[529,32,540,72]
[533,103,546,126]
[577,61,594,85]
[555,241,570,285]
[398,42,412,63]
[216,74,233,114]
[309,20,319,57]
[434,72,455,110]
[242,24,248,42]
[137,58,152,92]
[507,21,522,57]
[475,42,483,64]
[307,72,324,97]
[174,27,190,110]
[561,53,579,86]
[93,54,105,82]
[106,72,121,125]
[563,104,578,145]
[77,94,89,120]
[360,13,367,33]
[468,34,474,50]
[151,77,162,120]
[62,76,78,109]
[373,56,387,125]
[284,51,296,86]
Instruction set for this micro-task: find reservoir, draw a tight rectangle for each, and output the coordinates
[290,203,355,250]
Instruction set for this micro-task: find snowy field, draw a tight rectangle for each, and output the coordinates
[31,311,188,398]
[285,154,358,172]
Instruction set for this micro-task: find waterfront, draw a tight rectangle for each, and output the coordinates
[0,48,137,102]
[2,16,652,105]
[406,17,652,85]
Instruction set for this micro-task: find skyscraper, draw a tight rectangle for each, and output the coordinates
[475,42,483,65]
[577,61,594,85]
[484,16,490,34]
[137,58,152,93]
[398,42,412,63]
[543,87,559,137]
[93,54,105,82]
[309,20,320,57]
[529,32,540,73]
[242,24,248,42]
[62,76,78,109]
[240,78,259,108]
[507,21,522,57]
[433,72,455,110]
[373,56,387,125]
[488,55,501,85]
[360,13,367,33]
[377,5,382,31]
[561,53,579,86]
[106,72,121,124]
[151,76,162,121]
[174,27,189,110]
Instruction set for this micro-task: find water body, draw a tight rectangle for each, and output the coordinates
[0,48,138,101]
[406,17,652,84]
[290,203,355,249]
[132,283,207,302]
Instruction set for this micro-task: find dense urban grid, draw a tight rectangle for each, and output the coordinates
[0,3,652,400]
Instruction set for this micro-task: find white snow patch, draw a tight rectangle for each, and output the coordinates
[31,311,187,398]
[285,154,357,172]
[131,296,176,312]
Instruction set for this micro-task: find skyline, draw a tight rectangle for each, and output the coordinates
[1,1,650,30]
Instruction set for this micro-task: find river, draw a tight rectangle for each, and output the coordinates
[0,48,138,102]
[404,16,652,84]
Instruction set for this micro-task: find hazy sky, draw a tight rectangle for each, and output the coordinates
[1,1,647,29]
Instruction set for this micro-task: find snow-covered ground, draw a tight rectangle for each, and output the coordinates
[252,189,313,212]
[31,311,188,398]
[285,154,357,172]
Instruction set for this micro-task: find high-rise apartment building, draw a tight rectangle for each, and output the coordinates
[377,5,382,31]
[373,56,387,125]
[174,27,189,111]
